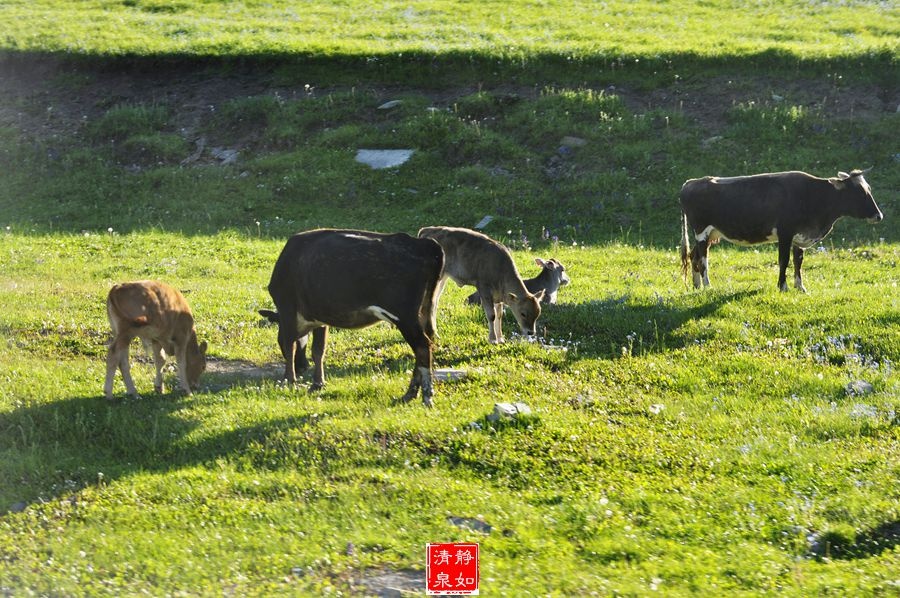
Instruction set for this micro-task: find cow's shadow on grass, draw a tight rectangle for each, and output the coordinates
[0,386,326,512]
[513,289,761,361]
[811,520,900,560]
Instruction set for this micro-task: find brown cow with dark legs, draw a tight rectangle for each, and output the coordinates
[260,229,444,407]
[104,280,208,399]
[680,169,882,292]
[418,226,544,344]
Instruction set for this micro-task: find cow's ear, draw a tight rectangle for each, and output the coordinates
[829,177,845,190]
[534,257,548,267]
[837,171,850,180]
[199,341,208,355]
[507,292,519,302]
[533,289,546,301]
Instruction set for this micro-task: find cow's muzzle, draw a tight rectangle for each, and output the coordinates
[868,210,883,224]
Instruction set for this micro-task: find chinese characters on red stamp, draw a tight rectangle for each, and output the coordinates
[426,543,479,595]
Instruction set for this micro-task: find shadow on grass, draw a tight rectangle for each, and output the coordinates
[0,388,326,511]
[811,520,900,560]
[530,289,761,360]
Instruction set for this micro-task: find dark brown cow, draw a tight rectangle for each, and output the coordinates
[680,169,882,292]
[466,257,570,306]
[260,229,444,407]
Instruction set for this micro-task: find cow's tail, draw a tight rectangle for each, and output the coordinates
[420,244,446,341]
[680,210,691,283]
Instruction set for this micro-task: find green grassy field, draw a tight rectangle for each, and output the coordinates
[2,0,898,61]
[1,0,899,595]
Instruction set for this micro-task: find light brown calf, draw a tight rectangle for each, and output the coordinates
[104,280,207,399]
[418,226,544,344]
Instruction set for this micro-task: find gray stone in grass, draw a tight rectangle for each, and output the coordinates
[434,368,467,382]
[473,215,493,229]
[487,402,532,422]
[355,149,414,169]
[845,380,874,397]
[210,147,239,165]
[448,516,492,534]
[560,135,587,148]
[377,100,403,110]
[10,501,27,513]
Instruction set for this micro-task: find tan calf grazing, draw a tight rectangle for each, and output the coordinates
[418,226,544,344]
[104,280,208,399]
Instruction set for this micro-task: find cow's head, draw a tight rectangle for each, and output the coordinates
[830,169,883,223]
[508,290,544,337]
[536,258,571,287]
[187,337,208,390]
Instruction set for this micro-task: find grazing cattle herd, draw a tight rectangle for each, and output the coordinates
[104,169,882,404]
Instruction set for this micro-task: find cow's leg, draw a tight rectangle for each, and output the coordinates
[479,293,501,343]
[793,246,807,292]
[277,315,299,383]
[148,340,167,394]
[106,333,139,399]
[309,326,328,392]
[690,240,709,288]
[397,321,434,407]
[104,333,131,399]
[777,236,792,292]
[174,336,193,395]
[493,302,505,343]
[295,334,310,374]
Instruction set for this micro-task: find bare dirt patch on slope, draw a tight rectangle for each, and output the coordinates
[1,56,897,147]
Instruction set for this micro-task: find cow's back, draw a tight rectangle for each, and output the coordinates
[680,171,816,241]
[107,280,192,326]
[418,226,520,287]
[269,229,443,321]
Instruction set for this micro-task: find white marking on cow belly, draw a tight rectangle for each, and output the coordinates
[695,225,717,242]
[296,313,324,330]
[792,233,817,248]
[726,228,778,246]
[367,305,400,324]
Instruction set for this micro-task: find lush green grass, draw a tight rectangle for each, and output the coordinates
[1,232,898,595]
[1,0,897,86]
[1,0,898,594]
[2,0,897,59]
[3,84,898,244]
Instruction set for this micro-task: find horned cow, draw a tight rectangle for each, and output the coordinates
[261,229,444,407]
[418,226,544,344]
[680,169,882,292]
[104,280,208,399]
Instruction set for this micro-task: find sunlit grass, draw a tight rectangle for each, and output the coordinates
[1,0,897,68]
[1,232,898,594]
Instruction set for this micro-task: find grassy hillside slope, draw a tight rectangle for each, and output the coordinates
[0,1,898,595]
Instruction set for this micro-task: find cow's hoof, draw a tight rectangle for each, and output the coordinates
[308,383,325,393]
[154,385,165,394]
[422,395,434,408]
